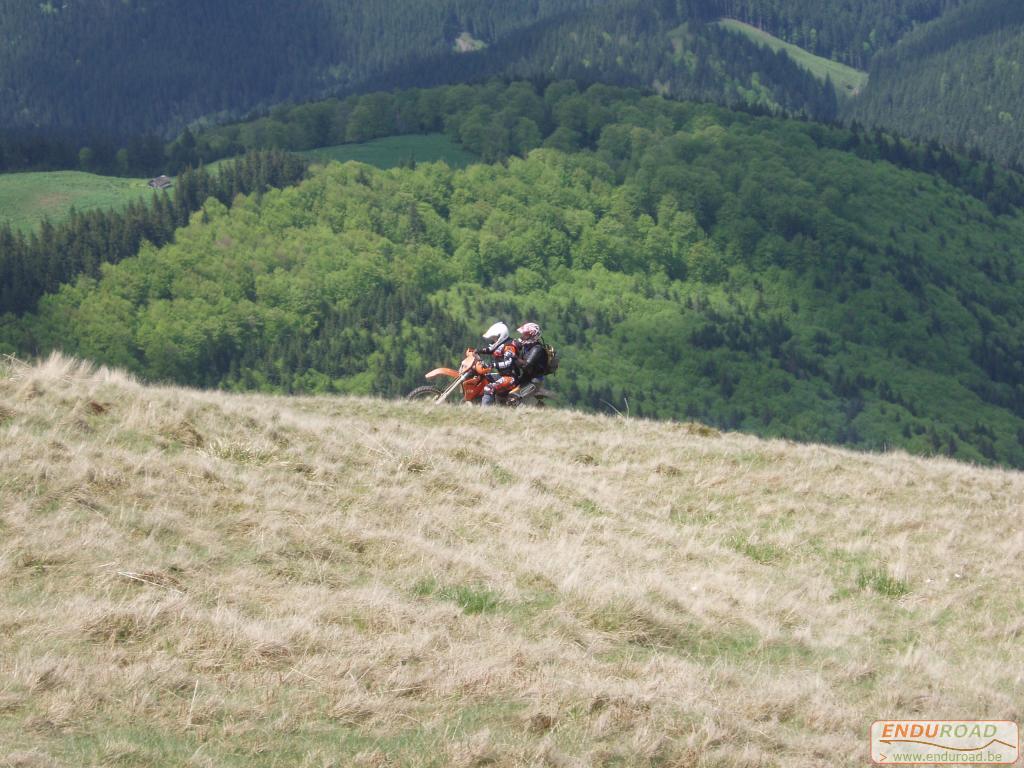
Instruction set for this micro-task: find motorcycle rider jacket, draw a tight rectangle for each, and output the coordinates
[486,340,518,373]
[517,340,547,382]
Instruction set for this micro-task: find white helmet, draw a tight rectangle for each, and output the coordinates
[482,322,510,351]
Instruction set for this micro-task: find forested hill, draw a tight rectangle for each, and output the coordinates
[0,0,603,138]
[5,84,1024,469]
[0,0,840,145]
[5,0,1024,173]
[849,0,1024,168]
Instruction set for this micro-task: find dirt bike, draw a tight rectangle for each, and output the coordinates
[407,348,552,407]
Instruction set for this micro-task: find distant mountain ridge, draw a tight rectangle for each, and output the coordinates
[3,0,1023,167]
[0,0,608,138]
[0,2,969,134]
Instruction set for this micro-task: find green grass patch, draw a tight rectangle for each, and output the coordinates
[857,567,910,598]
[715,19,868,96]
[0,136,474,236]
[727,534,784,565]
[491,465,515,485]
[820,546,910,599]
[438,584,502,614]
[0,170,154,232]
[590,599,811,664]
[414,576,503,614]
[574,497,605,516]
[301,133,477,170]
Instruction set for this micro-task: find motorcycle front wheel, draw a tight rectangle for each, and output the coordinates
[407,385,444,402]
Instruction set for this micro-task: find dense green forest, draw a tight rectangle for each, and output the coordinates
[5,0,930,174]
[850,0,1024,168]
[4,84,1023,468]
[6,82,1020,313]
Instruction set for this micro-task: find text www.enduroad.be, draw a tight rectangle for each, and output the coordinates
[889,751,1005,763]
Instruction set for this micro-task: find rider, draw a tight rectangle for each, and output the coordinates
[513,322,547,388]
[477,322,519,406]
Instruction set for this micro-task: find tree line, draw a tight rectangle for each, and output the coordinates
[185,81,1024,212]
[6,80,1023,318]
[6,0,1020,180]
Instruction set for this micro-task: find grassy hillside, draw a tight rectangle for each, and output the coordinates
[301,134,477,169]
[1,354,1022,766]
[0,171,152,232]
[716,19,868,96]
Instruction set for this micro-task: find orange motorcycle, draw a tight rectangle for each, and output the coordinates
[407,348,552,406]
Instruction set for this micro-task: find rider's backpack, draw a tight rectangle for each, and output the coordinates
[539,342,559,375]
[519,340,558,379]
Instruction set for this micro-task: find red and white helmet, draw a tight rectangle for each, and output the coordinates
[517,322,541,342]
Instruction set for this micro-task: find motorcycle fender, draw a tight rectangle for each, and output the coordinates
[425,368,460,380]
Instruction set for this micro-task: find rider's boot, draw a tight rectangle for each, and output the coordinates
[481,392,496,406]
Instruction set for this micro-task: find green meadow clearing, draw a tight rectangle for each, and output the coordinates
[716,18,869,96]
[0,171,153,233]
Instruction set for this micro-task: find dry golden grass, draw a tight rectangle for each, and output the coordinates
[1,354,1022,767]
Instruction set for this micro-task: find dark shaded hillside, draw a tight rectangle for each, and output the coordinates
[0,0,855,149]
[357,0,839,121]
[5,85,1024,468]
[0,0,843,176]
[849,0,1024,168]
[8,0,1024,178]
[0,0,606,139]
